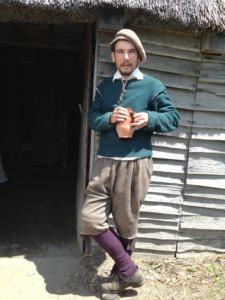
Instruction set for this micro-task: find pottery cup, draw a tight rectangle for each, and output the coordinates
[116,107,135,138]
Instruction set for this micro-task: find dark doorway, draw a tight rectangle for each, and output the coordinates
[0,23,92,256]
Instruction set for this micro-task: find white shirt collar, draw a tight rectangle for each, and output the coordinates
[112,67,144,82]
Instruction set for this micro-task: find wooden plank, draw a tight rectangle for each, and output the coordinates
[154,126,191,139]
[98,31,115,44]
[182,197,225,210]
[177,109,193,127]
[153,148,186,161]
[177,238,225,253]
[198,78,225,84]
[180,215,225,230]
[137,230,178,241]
[144,54,201,77]
[143,69,198,91]
[192,127,225,141]
[98,45,111,61]
[152,136,187,150]
[179,229,225,239]
[145,193,183,205]
[197,81,225,96]
[185,185,225,200]
[148,183,183,196]
[192,111,225,129]
[138,218,179,230]
[140,203,180,215]
[196,91,225,112]
[187,153,225,175]
[98,61,115,77]
[167,87,196,110]
[203,53,225,64]
[150,174,184,186]
[133,27,201,51]
[152,159,185,174]
[189,139,225,154]
[186,176,225,189]
[143,42,201,61]
[200,62,225,80]
[135,241,176,253]
[139,211,180,223]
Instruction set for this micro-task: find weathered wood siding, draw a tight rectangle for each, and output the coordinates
[178,53,225,254]
[92,25,225,255]
[132,27,201,254]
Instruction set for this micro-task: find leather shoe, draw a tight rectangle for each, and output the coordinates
[101,269,144,293]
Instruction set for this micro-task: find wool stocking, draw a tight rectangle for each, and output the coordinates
[92,229,137,277]
[109,227,135,256]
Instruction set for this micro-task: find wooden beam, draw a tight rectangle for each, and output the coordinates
[76,24,94,254]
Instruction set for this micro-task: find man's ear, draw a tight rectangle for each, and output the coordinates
[111,52,115,63]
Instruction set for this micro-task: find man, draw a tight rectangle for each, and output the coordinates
[80,29,180,296]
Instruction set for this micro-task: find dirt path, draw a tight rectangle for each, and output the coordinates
[0,245,225,300]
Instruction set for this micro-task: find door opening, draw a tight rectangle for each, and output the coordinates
[0,23,93,256]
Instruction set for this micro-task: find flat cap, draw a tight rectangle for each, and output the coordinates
[110,28,146,62]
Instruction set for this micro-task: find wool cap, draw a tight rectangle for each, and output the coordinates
[110,29,146,62]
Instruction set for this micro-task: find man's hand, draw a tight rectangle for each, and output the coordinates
[110,107,129,124]
[131,112,148,130]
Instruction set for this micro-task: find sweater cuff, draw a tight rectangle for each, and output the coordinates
[146,111,158,131]
[105,112,115,128]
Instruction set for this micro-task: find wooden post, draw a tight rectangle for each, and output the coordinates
[76,24,94,254]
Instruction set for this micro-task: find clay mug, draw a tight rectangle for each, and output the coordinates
[116,107,135,138]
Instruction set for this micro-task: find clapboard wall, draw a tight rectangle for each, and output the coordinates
[178,53,225,254]
[92,25,225,255]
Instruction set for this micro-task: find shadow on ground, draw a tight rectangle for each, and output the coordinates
[0,166,106,299]
[26,245,107,298]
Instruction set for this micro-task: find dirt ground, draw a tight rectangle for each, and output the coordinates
[0,244,225,300]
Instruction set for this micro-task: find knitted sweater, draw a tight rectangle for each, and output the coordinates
[89,74,180,158]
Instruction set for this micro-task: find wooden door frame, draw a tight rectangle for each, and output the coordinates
[75,23,94,254]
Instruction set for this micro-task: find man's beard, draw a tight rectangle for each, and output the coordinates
[120,70,132,76]
[119,67,133,77]
[119,63,136,77]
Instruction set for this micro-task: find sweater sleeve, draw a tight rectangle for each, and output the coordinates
[145,88,180,133]
[88,87,114,132]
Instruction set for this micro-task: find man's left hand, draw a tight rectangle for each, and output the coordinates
[131,112,148,130]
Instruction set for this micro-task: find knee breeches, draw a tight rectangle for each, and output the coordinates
[80,157,153,239]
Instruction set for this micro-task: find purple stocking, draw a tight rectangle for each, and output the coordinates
[92,229,137,277]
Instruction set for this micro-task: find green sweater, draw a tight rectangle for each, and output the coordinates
[89,74,180,158]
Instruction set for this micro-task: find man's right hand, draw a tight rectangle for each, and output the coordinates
[110,107,129,124]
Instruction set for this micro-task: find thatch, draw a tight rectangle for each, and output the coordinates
[0,0,225,32]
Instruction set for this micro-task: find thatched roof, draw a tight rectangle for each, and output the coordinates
[1,0,225,32]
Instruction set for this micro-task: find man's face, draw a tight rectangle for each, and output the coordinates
[111,40,140,76]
